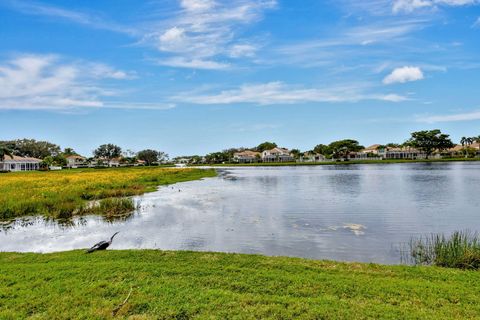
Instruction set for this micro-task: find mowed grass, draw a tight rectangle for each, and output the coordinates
[1,250,480,319]
[0,167,216,220]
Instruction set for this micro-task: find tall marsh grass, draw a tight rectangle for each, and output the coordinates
[405,230,480,269]
[0,167,216,220]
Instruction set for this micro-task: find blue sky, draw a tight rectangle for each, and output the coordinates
[0,0,479,156]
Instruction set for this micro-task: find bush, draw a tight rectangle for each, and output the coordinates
[405,230,480,269]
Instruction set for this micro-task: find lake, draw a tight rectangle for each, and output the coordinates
[1,162,479,264]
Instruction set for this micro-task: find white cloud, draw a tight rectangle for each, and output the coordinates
[145,0,276,69]
[2,0,136,35]
[156,57,229,70]
[383,66,424,84]
[228,44,257,58]
[180,0,216,12]
[393,0,432,13]
[0,54,146,111]
[417,110,480,122]
[173,81,407,105]
[392,0,479,13]
[474,17,480,27]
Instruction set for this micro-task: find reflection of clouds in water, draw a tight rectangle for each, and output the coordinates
[2,163,480,264]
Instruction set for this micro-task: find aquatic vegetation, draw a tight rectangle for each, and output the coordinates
[405,230,480,269]
[0,167,216,220]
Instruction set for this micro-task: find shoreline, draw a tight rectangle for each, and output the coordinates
[192,157,480,167]
[0,167,217,221]
[1,249,479,318]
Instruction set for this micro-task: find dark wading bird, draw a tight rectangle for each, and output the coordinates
[86,232,119,253]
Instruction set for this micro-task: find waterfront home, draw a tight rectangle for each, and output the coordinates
[233,150,261,163]
[0,155,41,171]
[136,159,146,166]
[361,144,382,155]
[348,152,383,161]
[350,145,384,160]
[262,148,294,162]
[448,143,480,157]
[66,155,86,168]
[378,147,428,160]
[299,152,326,163]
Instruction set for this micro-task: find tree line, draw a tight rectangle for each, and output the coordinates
[0,139,168,166]
[188,129,479,164]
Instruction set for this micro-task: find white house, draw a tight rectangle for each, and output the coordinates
[66,155,86,168]
[262,148,294,162]
[0,155,42,172]
[378,147,428,160]
[233,150,261,163]
[299,152,326,163]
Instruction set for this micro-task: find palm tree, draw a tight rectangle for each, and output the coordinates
[460,137,467,147]
[0,144,13,162]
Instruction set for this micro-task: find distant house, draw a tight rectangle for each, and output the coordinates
[378,147,427,160]
[349,145,384,160]
[109,158,121,167]
[299,152,325,163]
[136,159,146,166]
[0,155,42,172]
[361,144,382,155]
[262,148,294,162]
[66,155,86,168]
[448,143,480,157]
[233,150,261,163]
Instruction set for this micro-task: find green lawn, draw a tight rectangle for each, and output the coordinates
[200,157,480,167]
[1,250,479,319]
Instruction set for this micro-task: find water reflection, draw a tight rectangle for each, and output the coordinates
[1,162,480,264]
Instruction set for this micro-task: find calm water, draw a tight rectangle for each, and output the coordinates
[1,162,479,264]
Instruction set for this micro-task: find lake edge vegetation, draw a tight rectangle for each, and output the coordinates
[0,167,216,220]
[1,250,479,319]
[404,230,480,269]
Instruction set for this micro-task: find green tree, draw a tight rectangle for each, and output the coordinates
[290,149,301,160]
[205,152,231,164]
[255,142,277,152]
[0,139,61,159]
[313,144,330,155]
[406,130,454,159]
[328,139,364,160]
[63,148,78,156]
[386,143,401,148]
[93,144,122,162]
[137,149,160,165]
[0,144,13,162]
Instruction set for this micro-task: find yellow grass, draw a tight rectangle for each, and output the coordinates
[0,167,216,220]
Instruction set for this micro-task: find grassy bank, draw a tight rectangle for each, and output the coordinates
[200,157,480,167]
[0,167,216,220]
[1,250,480,319]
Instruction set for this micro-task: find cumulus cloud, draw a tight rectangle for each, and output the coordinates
[383,66,424,84]
[173,81,407,105]
[0,54,152,111]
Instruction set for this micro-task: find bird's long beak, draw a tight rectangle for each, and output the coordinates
[111,231,120,241]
